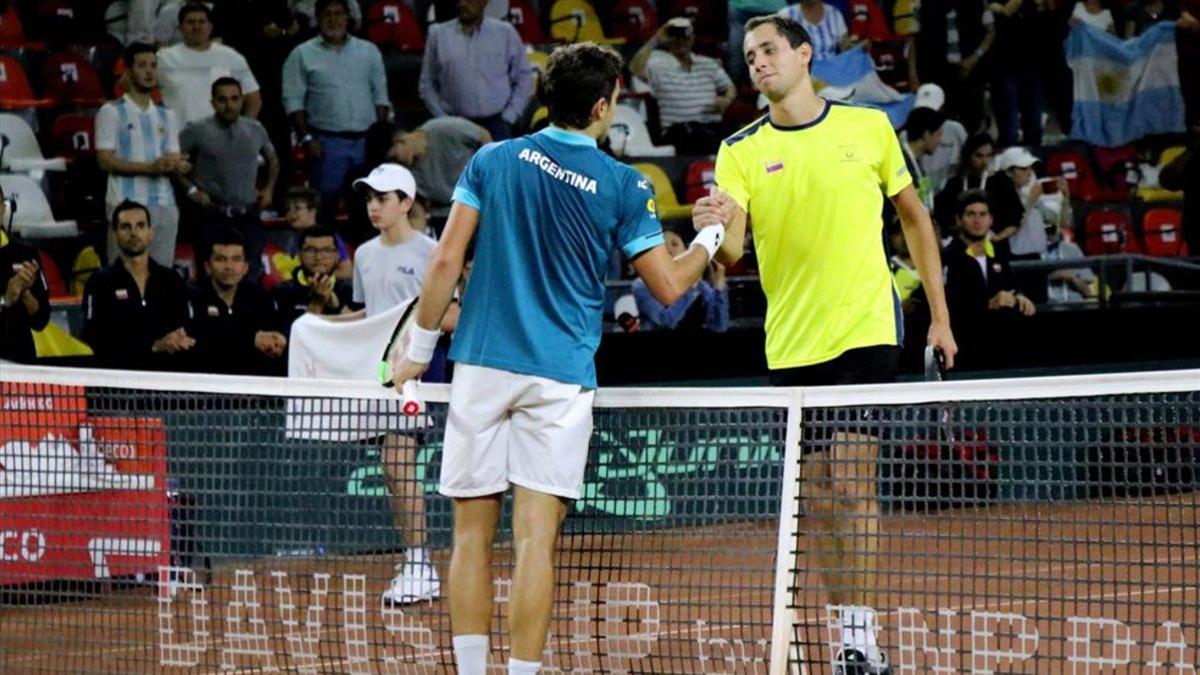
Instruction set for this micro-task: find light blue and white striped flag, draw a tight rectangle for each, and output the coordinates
[810,46,915,128]
[1065,22,1185,147]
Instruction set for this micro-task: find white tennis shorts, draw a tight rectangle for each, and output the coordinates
[439,364,595,500]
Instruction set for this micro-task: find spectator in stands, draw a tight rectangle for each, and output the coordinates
[1042,219,1096,303]
[631,229,730,332]
[942,190,1035,367]
[388,117,491,218]
[280,187,354,280]
[418,0,533,141]
[82,201,194,370]
[778,0,859,60]
[179,77,279,277]
[910,84,969,193]
[993,146,1069,257]
[290,0,364,29]
[900,107,945,212]
[188,228,287,375]
[272,225,355,329]
[0,189,50,364]
[1123,0,1179,37]
[989,0,1054,147]
[1160,123,1199,254]
[125,0,166,44]
[282,0,390,223]
[97,42,190,267]
[157,3,263,127]
[1070,0,1117,32]
[629,17,737,155]
[349,163,441,605]
[914,0,995,135]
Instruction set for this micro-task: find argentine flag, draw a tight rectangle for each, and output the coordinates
[1065,22,1185,147]
[810,46,915,128]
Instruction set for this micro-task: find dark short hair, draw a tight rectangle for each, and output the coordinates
[744,15,813,71]
[905,107,945,140]
[207,227,246,259]
[210,76,242,98]
[315,0,351,15]
[540,43,623,130]
[297,225,337,249]
[957,189,991,216]
[961,132,995,165]
[285,187,321,210]
[111,200,151,230]
[122,42,157,69]
[177,1,212,25]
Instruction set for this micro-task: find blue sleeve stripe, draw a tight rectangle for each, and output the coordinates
[621,232,664,259]
[452,186,481,210]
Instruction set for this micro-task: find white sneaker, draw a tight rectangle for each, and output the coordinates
[381,560,440,604]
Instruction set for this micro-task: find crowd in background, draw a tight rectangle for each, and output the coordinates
[0,0,1197,374]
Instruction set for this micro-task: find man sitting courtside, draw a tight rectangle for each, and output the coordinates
[273,225,356,330]
[83,200,194,370]
[188,228,288,375]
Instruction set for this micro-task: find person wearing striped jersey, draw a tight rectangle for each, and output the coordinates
[96,42,191,268]
[779,0,860,60]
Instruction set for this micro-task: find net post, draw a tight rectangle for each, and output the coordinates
[768,388,807,675]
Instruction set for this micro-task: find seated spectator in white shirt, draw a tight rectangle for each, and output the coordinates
[1042,221,1097,303]
[157,2,262,127]
[629,17,736,155]
[993,146,1071,258]
[910,84,968,193]
[1070,0,1117,32]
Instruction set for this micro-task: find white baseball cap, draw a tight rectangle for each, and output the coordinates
[995,146,1039,171]
[353,163,417,198]
[914,83,945,111]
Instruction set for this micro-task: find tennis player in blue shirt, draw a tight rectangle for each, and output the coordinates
[390,43,729,675]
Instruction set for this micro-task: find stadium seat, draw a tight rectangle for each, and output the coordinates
[0,5,44,50]
[365,1,425,53]
[1137,146,1186,203]
[611,0,659,43]
[609,104,674,157]
[37,250,70,298]
[890,0,919,36]
[684,158,716,204]
[42,52,108,108]
[548,0,624,44]
[260,241,290,290]
[669,0,724,43]
[0,113,68,175]
[506,0,546,43]
[173,242,196,283]
[527,49,549,80]
[1081,208,1134,256]
[1045,149,1112,203]
[0,55,55,110]
[0,174,79,239]
[48,111,96,160]
[632,162,692,221]
[70,244,101,294]
[1140,207,1187,257]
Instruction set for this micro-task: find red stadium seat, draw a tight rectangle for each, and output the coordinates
[869,39,911,91]
[42,52,108,108]
[1081,209,1134,256]
[506,0,546,43]
[49,111,96,160]
[684,158,716,204]
[1045,149,1112,203]
[37,250,70,299]
[612,0,660,43]
[365,1,425,53]
[174,242,197,283]
[847,0,893,40]
[0,6,44,50]
[260,242,289,290]
[0,56,54,110]
[669,0,724,42]
[1141,207,1187,257]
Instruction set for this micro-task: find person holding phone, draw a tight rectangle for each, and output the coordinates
[993,146,1070,257]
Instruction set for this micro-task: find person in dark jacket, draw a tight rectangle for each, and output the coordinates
[0,188,50,364]
[82,200,194,370]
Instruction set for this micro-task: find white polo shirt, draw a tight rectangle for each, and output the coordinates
[157,42,261,127]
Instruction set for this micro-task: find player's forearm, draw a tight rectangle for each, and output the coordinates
[415,253,463,332]
[655,249,710,305]
[713,209,747,265]
[901,211,951,325]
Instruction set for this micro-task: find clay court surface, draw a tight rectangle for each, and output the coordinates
[3,492,1196,674]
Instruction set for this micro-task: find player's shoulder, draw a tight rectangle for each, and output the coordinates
[827,99,892,127]
[603,156,654,195]
[722,114,771,149]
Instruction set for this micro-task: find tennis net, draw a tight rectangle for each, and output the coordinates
[0,365,1196,674]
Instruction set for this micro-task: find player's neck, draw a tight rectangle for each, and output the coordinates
[121,255,151,287]
[555,123,603,143]
[768,81,825,128]
[378,220,413,246]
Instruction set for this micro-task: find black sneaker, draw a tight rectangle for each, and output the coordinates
[833,647,891,675]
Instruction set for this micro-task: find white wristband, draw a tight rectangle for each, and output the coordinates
[690,225,725,262]
[404,324,442,365]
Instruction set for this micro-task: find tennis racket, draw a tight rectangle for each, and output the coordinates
[379,296,425,416]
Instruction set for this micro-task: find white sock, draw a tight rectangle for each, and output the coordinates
[840,607,878,650]
[508,657,541,674]
[452,635,488,675]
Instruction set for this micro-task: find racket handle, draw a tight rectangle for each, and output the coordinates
[401,380,424,416]
[924,345,946,382]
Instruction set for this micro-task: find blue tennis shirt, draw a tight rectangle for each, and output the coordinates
[449,126,664,388]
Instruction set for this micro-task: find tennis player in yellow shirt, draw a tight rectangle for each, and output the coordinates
[694,14,958,674]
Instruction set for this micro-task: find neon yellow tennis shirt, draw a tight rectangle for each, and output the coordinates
[715,101,913,370]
